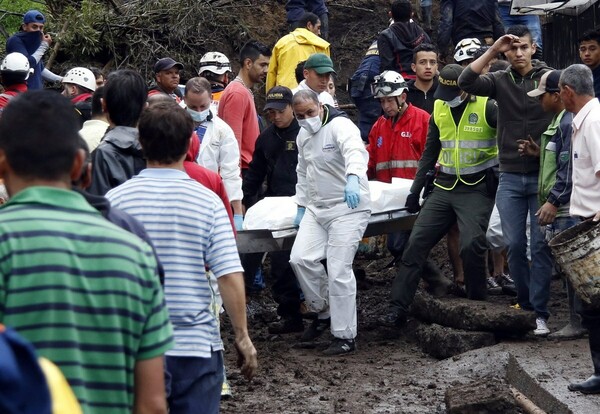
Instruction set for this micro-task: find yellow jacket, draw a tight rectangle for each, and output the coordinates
[266,28,330,92]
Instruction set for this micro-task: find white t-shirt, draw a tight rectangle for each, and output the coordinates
[569,98,600,218]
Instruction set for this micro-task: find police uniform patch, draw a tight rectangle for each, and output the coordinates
[377,136,383,148]
[468,113,478,124]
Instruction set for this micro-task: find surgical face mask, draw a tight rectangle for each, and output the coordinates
[446,94,465,108]
[186,107,210,123]
[297,115,322,134]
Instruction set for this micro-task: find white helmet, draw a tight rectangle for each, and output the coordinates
[1,53,33,80]
[62,67,96,91]
[198,52,231,75]
[371,70,408,98]
[454,38,482,63]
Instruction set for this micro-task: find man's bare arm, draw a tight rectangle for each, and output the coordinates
[133,356,168,414]
[218,271,258,380]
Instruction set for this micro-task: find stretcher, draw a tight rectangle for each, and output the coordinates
[236,208,417,254]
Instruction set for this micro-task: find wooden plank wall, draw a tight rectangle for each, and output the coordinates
[542,3,600,69]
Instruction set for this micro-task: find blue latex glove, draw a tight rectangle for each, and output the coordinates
[234,214,244,231]
[344,174,360,209]
[294,207,306,227]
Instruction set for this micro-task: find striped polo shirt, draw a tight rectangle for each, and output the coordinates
[107,168,243,358]
[0,186,174,413]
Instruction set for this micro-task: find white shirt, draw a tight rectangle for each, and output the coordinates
[292,80,336,106]
[79,119,109,152]
[569,98,600,218]
[197,114,243,202]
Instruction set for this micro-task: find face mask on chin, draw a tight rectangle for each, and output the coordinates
[297,114,322,134]
[445,94,466,108]
[186,107,210,123]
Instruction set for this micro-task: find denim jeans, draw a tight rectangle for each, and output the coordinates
[165,352,224,414]
[496,172,553,319]
[498,4,543,52]
[544,215,579,243]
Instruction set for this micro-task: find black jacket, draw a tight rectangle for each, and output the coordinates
[405,78,438,115]
[459,61,553,173]
[242,118,301,207]
[89,126,146,196]
[378,21,430,79]
[437,0,504,52]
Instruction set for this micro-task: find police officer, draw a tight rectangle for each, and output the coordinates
[379,64,499,327]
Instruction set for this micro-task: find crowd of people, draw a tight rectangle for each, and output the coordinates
[2,1,600,413]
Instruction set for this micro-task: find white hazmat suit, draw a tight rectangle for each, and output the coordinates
[289,106,371,340]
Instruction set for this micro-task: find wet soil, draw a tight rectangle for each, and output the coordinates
[219,2,576,412]
[220,239,573,413]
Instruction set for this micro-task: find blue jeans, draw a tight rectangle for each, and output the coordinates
[544,215,579,243]
[165,352,224,414]
[496,172,553,319]
[498,4,542,51]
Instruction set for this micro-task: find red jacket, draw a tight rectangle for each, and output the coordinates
[184,134,235,232]
[367,103,429,182]
[0,83,27,111]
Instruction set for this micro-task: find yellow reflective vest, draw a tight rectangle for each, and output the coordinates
[433,96,498,190]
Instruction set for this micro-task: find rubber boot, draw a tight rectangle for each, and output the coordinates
[549,280,587,340]
[568,328,600,393]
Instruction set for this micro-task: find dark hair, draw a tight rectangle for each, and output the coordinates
[90,66,104,80]
[506,25,533,43]
[103,69,146,127]
[200,71,224,84]
[298,12,319,29]
[295,60,306,84]
[73,136,91,187]
[91,86,104,118]
[579,29,600,45]
[489,59,510,73]
[138,101,193,164]
[0,90,80,180]
[391,0,412,22]
[412,43,438,63]
[239,40,271,65]
[0,71,28,86]
[185,77,212,96]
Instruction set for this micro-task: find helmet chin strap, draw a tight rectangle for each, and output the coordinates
[395,96,407,115]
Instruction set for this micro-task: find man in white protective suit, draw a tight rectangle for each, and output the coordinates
[289,89,371,356]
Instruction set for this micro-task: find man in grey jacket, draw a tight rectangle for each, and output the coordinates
[458,25,554,336]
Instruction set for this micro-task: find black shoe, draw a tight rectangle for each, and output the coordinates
[377,309,407,328]
[268,317,304,334]
[487,277,503,295]
[449,282,467,298]
[323,338,356,356]
[568,375,600,394]
[427,278,452,297]
[299,318,330,342]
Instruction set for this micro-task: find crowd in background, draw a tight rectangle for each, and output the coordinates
[2,1,600,413]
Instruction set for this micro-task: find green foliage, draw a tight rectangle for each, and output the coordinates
[0,0,48,39]
[56,0,106,59]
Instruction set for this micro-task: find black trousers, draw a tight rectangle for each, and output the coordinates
[390,181,494,314]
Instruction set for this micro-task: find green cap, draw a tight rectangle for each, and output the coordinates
[304,53,336,75]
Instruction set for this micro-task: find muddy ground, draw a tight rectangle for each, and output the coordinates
[219,239,577,413]
[219,2,584,413]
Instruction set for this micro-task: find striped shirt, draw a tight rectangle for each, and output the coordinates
[107,168,243,358]
[0,186,173,414]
